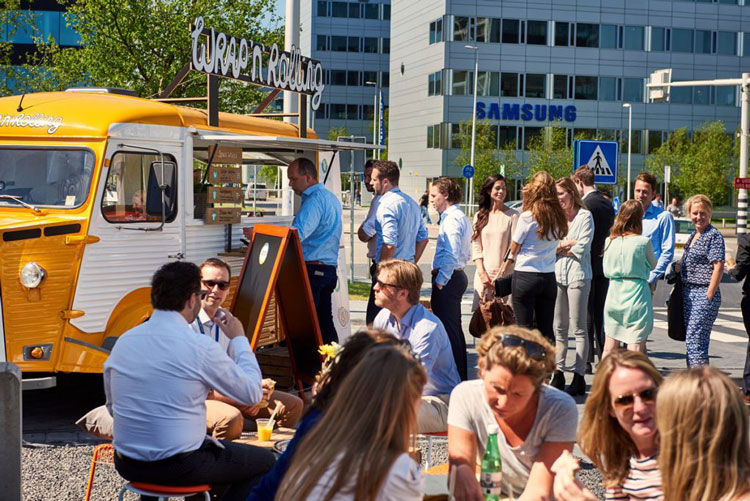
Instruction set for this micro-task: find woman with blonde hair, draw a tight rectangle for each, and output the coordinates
[551,177,594,395]
[501,171,568,342]
[448,325,577,500]
[657,366,750,501]
[674,194,725,367]
[552,350,664,501]
[602,200,656,357]
[275,343,426,500]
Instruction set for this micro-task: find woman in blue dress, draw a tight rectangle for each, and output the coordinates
[675,194,725,367]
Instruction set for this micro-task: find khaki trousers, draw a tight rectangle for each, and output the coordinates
[205,400,243,440]
[418,394,451,433]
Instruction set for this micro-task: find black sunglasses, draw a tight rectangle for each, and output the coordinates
[613,387,658,410]
[202,279,230,291]
[197,289,208,300]
[375,279,402,290]
[501,334,547,361]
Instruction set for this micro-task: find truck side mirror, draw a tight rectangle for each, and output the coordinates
[146,160,177,222]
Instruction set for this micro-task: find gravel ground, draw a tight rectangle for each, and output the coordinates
[23,437,606,500]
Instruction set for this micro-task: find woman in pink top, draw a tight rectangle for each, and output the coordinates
[471,174,518,310]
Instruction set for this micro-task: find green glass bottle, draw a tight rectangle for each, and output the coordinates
[480,432,503,501]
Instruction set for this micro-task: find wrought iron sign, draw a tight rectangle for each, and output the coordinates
[191,16,325,110]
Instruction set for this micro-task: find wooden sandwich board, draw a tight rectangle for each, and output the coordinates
[230,224,323,397]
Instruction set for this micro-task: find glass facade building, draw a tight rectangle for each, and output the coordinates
[389,0,750,198]
[300,1,391,143]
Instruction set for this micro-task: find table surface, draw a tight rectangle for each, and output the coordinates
[235,427,296,449]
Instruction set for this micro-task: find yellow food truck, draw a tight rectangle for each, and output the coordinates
[0,88,369,385]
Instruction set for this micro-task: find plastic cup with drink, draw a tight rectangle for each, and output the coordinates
[257,418,274,442]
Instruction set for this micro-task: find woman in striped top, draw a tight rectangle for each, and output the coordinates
[552,351,664,501]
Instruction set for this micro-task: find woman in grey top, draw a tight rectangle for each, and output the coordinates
[551,178,593,396]
[447,325,577,500]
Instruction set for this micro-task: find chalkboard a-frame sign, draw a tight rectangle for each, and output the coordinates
[230,224,323,394]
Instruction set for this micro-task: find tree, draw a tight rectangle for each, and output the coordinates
[14,0,282,113]
[328,126,351,141]
[646,122,735,205]
[258,165,278,188]
[454,119,519,198]
[526,124,573,180]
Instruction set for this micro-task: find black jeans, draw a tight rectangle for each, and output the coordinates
[365,261,381,325]
[511,271,557,343]
[587,275,609,362]
[305,263,339,344]
[114,439,275,501]
[741,294,750,394]
[431,269,469,381]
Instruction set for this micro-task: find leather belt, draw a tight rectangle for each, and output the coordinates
[431,268,463,277]
[305,260,324,265]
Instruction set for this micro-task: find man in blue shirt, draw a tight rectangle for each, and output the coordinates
[288,157,343,344]
[364,160,429,323]
[372,259,460,432]
[430,177,471,380]
[635,171,675,289]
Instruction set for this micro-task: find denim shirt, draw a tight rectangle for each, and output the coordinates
[432,204,471,286]
[292,183,342,266]
[375,187,429,262]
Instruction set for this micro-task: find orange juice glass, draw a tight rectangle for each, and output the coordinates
[257,419,274,441]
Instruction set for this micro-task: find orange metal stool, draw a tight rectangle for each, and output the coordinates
[84,443,115,501]
[118,481,211,500]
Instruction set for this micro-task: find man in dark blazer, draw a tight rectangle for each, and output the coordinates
[573,167,615,369]
[728,233,750,403]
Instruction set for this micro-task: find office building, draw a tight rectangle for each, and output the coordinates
[300,1,391,146]
[390,0,750,198]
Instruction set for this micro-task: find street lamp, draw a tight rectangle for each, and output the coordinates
[365,80,378,160]
[465,44,479,210]
[623,103,632,200]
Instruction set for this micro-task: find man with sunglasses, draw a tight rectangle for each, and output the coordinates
[104,261,274,499]
[192,258,303,433]
[372,259,460,433]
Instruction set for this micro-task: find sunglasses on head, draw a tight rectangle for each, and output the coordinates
[501,334,547,361]
[613,387,658,410]
[202,279,230,291]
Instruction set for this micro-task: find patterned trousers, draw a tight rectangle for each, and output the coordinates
[683,284,721,367]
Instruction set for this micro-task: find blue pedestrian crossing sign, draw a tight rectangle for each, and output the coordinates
[462,164,475,179]
[613,196,620,214]
[573,140,619,185]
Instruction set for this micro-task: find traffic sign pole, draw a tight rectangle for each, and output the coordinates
[740,73,749,235]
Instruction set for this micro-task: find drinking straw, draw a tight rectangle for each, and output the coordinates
[448,465,457,501]
[268,401,281,425]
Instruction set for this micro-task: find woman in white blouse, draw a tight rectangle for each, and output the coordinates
[471,174,519,310]
[551,178,594,396]
[275,344,426,501]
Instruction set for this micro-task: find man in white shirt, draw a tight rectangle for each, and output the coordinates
[193,258,303,431]
[105,261,275,500]
[357,159,382,324]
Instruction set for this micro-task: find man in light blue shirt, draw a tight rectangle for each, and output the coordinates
[366,160,429,322]
[372,259,460,432]
[288,157,342,344]
[430,177,472,380]
[105,262,274,498]
[635,172,675,286]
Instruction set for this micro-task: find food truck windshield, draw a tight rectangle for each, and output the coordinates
[0,147,95,209]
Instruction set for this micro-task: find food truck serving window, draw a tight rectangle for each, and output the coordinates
[0,147,95,209]
[102,151,178,223]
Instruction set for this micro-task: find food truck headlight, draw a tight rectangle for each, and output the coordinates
[20,262,46,288]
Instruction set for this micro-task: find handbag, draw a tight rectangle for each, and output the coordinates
[469,287,515,338]
[666,274,686,342]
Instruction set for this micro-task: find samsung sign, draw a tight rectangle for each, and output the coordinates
[476,102,577,122]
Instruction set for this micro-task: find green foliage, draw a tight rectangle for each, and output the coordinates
[258,165,278,187]
[646,122,735,205]
[11,0,282,113]
[526,124,573,181]
[328,126,351,141]
[454,119,520,197]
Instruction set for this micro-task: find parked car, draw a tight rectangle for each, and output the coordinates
[245,182,268,201]
[674,217,695,260]
[506,199,522,210]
